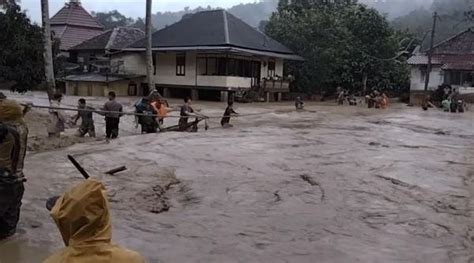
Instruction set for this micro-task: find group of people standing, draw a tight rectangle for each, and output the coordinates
[365,89,389,109]
[336,87,357,106]
[0,92,145,262]
[47,91,124,140]
[441,86,465,113]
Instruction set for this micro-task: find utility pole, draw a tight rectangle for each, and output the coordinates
[41,0,56,100]
[423,12,438,94]
[145,0,156,95]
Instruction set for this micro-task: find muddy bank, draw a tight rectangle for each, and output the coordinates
[0,94,473,262]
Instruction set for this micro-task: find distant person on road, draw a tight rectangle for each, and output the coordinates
[72,98,95,137]
[101,92,123,139]
[47,94,66,138]
[295,97,304,110]
[44,179,145,263]
[442,99,451,112]
[221,101,238,128]
[380,93,389,109]
[0,92,29,240]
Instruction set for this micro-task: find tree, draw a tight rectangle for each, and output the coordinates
[130,18,147,32]
[92,10,135,30]
[0,2,45,93]
[41,0,56,98]
[145,0,155,93]
[392,0,474,48]
[265,0,410,95]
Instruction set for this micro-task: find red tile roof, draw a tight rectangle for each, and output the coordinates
[432,28,474,55]
[70,27,145,51]
[53,25,103,51]
[409,28,474,70]
[50,1,104,51]
[50,1,103,29]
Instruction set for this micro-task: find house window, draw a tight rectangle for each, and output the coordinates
[268,60,276,77]
[176,53,186,76]
[447,71,462,85]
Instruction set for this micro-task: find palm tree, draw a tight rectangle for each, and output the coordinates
[41,0,56,100]
[145,0,156,95]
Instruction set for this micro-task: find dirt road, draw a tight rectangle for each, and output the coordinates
[0,93,473,262]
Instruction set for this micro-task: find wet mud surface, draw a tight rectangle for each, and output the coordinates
[0,95,473,262]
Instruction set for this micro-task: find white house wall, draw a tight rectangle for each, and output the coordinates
[111,53,147,75]
[410,66,443,91]
[275,58,284,77]
[226,76,252,88]
[113,51,286,88]
[154,52,197,86]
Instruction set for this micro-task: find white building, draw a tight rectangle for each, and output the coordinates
[110,10,303,101]
[408,28,474,104]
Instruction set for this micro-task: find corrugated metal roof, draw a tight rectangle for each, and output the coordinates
[130,10,298,58]
[50,1,104,29]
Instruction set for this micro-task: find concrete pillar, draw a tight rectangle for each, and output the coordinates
[191,89,199,101]
[277,92,282,102]
[266,92,270,102]
[220,91,228,102]
[163,87,171,98]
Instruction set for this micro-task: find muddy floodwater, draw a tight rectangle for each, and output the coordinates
[0,96,473,262]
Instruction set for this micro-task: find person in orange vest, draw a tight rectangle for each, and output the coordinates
[380,93,389,109]
[151,98,172,129]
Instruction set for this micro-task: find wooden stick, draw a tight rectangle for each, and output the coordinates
[67,155,90,179]
[105,166,127,175]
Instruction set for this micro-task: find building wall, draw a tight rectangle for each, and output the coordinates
[196,76,252,88]
[65,81,107,97]
[154,52,198,86]
[65,80,138,97]
[113,51,286,89]
[111,52,147,75]
[410,66,443,91]
[260,57,284,79]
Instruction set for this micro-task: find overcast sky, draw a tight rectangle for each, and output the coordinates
[20,0,257,23]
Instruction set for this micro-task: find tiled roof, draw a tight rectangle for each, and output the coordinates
[130,10,295,56]
[50,1,104,51]
[407,55,441,65]
[50,1,103,29]
[431,28,474,55]
[53,25,103,51]
[442,62,474,71]
[71,27,145,51]
[409,28,474,69]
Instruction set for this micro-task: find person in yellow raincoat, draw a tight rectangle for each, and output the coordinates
[44,179,145,263]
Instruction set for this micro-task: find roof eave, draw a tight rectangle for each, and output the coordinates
[122,46,304,60]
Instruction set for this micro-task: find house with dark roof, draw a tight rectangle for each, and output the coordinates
[69,27,145,66]
[408,28,474,103]
[50,0,104,52]
[103,9,302,101]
